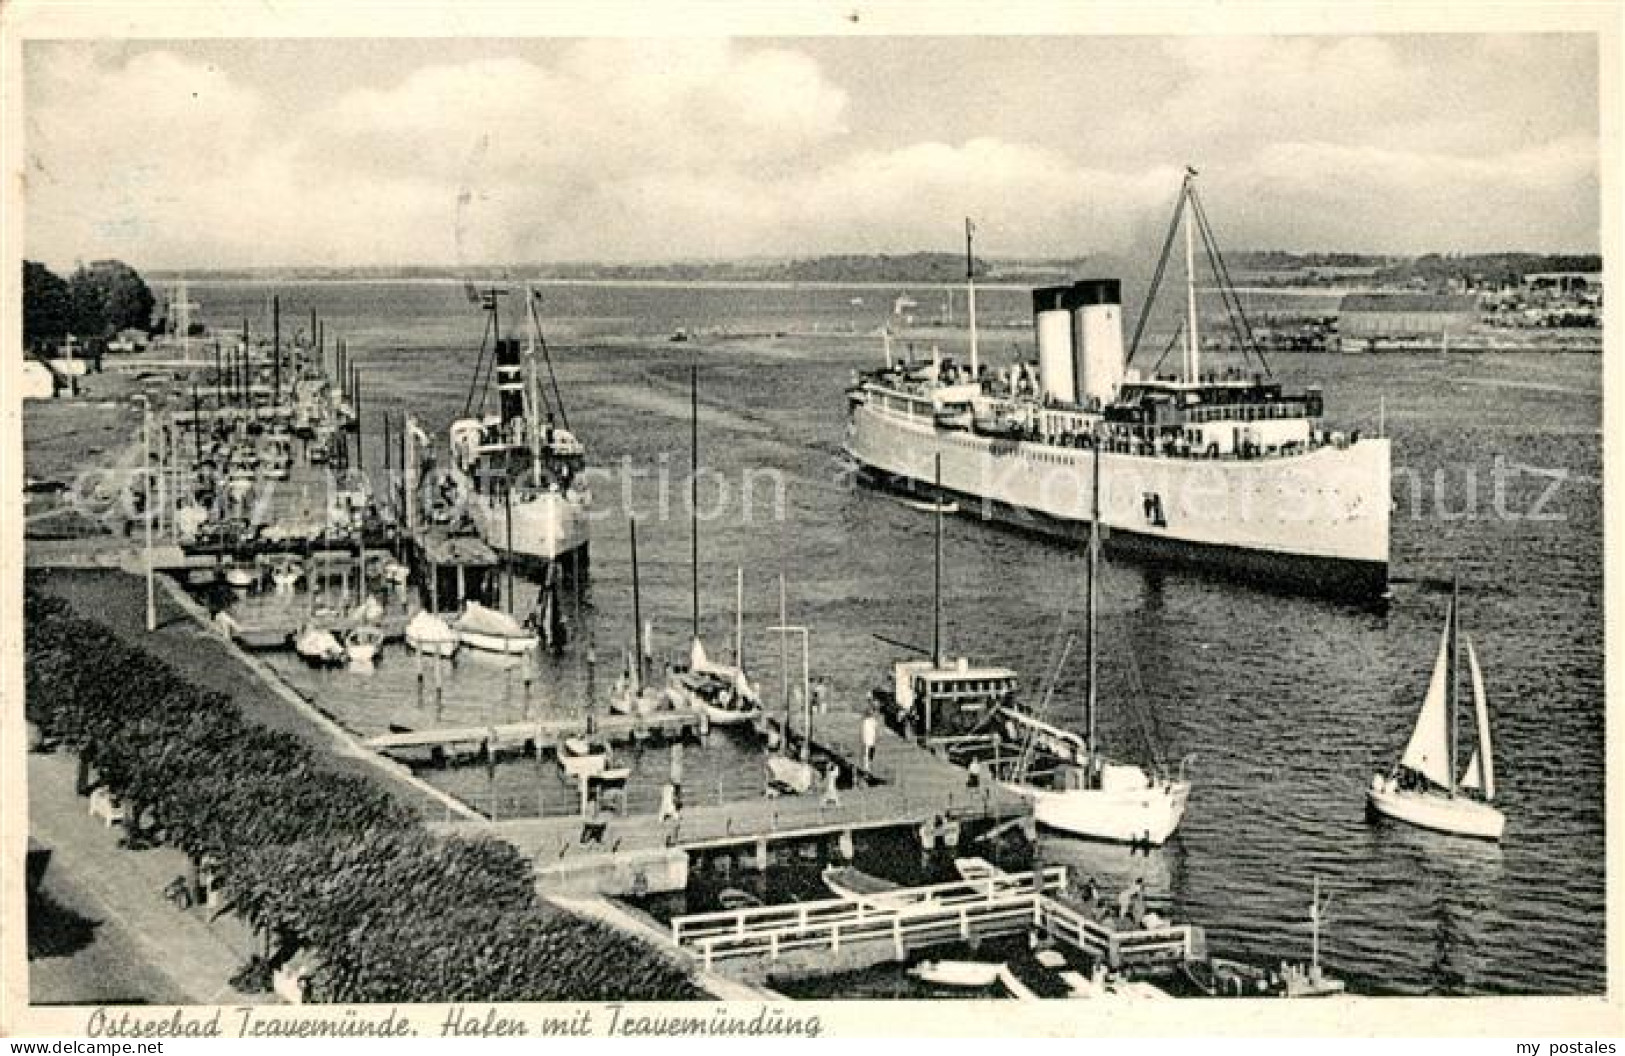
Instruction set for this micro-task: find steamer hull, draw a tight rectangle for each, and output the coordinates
[465,487,590,569]
[846,400,1390,600]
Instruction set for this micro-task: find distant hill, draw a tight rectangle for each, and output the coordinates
[148,250,1600,288]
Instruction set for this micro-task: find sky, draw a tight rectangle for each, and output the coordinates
[21,33,1602,271]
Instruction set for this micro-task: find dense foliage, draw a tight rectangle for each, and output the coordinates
[23,262,73,349]
[1374,252,1603,290]
[22,259,154,350]
[24,585,705,1002]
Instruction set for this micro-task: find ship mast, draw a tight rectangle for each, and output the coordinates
[1085,431,1099,760]
[1448,571,1460,796]
[630,517,644,694]
[523,286,547,486]
[1183,168,1201,384]
[690,363,701,646]
[965,217,980,383]
[933,452,944,670]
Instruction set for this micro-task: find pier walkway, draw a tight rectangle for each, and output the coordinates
[435,769,1024,895]
[432,705,1030,895]
[667,864,1203,978]
[364,710,701,755]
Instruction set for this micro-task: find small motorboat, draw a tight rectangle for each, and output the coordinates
[901,496,960,515]
[766,753,815,795]
[349,596,385,624]
[344,625,384,669]
[909,961,1005,988]
[455,601,539,655]
[821,865,907,904]
[718,888,762,911]
[223,564,260,589]
[294,624,345,667]
[232,621,296,651]
[610,684,666,716]
[404,610,459,658]
[1062,965,1172,1000]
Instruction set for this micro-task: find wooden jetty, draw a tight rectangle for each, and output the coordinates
[365,711,702,755]
[668,865,1204,981]
[432,724,1029,897]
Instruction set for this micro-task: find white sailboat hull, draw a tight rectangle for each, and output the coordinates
[405,635,459,658]
[457,629,539,654]
[1366,782,1505,841]
[467,488,589,564]
[1005,779,1191,845]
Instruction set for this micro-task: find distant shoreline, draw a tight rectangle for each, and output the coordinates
[152,276,1044,291]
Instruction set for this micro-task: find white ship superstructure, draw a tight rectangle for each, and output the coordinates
[844,172,1390,599]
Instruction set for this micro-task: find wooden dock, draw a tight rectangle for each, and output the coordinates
[667,864,1203,978]
[432,718,1029,894]
[365,710,702,754]
[672,866,1067,970]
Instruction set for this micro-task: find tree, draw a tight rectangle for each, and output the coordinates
[67,260,155,339]
[22,262,71,350]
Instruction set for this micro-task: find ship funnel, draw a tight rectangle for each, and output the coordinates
[1068,279,1124,408]
[494,337,525,426]
[1033,286,1077,404]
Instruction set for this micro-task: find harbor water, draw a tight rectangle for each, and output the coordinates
[191,279,1603,996]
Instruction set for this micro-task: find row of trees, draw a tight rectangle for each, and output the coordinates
[22,259,155,351]
[24,585,704,1002]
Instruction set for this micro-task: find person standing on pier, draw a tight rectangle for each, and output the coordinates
[822,763,841,807]
[659,781,680,823]
[669,743,685,809]
[860,707,878,775]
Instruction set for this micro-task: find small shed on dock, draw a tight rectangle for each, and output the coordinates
[414,530,500,613]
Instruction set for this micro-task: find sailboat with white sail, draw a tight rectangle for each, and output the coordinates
[1367,576,1504,840]
[996,435,1192,846]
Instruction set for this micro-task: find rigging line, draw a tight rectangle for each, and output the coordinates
[1191,189,1273,377]
[1031,570,1081,712]
[460,300,497,419]
[1148,317,1185,377]
[1125,189,1188,365]
[1118,639,1170,774]
[1014,632,1079,783]
[1193,218,1256,373]
[1095,577,1169,774]
[1190,189,1261,362]
[529,291,571,431]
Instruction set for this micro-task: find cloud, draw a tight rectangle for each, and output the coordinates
[22,35,1601,270]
